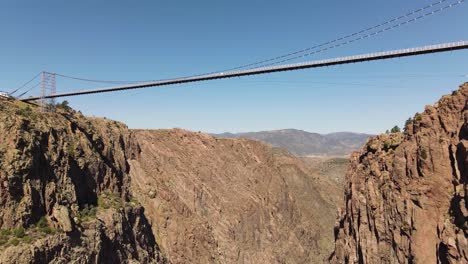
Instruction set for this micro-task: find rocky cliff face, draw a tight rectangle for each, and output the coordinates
[0,100,343,263]
[0,101,164,263]
[130,129,341,263]
[331,83,468,263]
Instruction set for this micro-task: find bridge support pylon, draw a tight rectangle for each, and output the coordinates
[40,71,56,112]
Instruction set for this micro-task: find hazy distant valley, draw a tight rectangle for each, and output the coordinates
[213,129,372,157]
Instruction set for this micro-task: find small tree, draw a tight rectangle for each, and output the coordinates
[404,117,413,132]
[390,126,401,133]
[57,100,71,111]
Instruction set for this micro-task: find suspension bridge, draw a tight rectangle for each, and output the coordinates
[18,41,468,102]
[5,0,467,104]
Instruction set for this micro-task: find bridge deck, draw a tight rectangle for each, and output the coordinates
[22,41,468,101]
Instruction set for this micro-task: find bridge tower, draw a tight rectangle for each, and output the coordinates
[40,71,56,112]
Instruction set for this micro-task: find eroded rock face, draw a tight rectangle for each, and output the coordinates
[331,83,468,264]
[130,129,342,264]
[0,206,159,264]
[0,102,164,263]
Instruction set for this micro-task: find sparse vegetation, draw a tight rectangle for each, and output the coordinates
[9,238,19,246]
[128,196,140,205]
[67,139,77,157]
[36,216,47,229]
[56,100,71,111]
[36,216,56,235]
[330,157,348,164]
[0,219,60,248]
[404,117,413,132]
[98,192,123,210]
[0,229,12,236]
[35,216,56,234]
[73,193,127,223]
[21,235,33,244]
[15,105,33,118]
[39,226,55,235]
[420,149,428,160]
[390,126,401,133]
[415,113,422,121]
[12,227,25,238]
[78,205,97,222]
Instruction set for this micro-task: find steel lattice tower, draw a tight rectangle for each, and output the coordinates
[40,71,56,112]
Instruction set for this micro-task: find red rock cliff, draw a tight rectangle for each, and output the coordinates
[331,83,468,263]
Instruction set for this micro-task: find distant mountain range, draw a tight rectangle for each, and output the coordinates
[212,129,373,156]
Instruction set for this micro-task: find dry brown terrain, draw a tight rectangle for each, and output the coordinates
[130,129,341,263]
[301,156,349,185]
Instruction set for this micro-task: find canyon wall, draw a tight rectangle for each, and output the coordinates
[331,84,468,263]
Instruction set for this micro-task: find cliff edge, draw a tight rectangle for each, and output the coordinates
[331,83,468,263]
[0,101,164,263]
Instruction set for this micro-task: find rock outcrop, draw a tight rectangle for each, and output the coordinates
[0,101,164,263]
[130,129,341,263]
[331,83,468,263]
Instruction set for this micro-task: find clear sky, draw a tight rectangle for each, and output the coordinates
[0,0,467,134]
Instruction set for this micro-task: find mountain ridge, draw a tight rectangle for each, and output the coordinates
[212,129,373,156]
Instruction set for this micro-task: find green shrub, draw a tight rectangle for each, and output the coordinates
[0,238,7,246]
[15,106,33,118]
[12,227,25,238]
[78,205,97,222]
[98,193,122,209]
[36,216,47,228]
[97,196,108,209]
[89,206,97,216]
[421,149,428,160]
[56,100,71,111]
[66,139,76,157]
[0,229,11,236]
[415,113,422,121]
[39,226,55,235]
[21,236,33,244]
[390,126,401,133]
[129,196,139,204]
[9,238,19,246]
[404,117,413,132]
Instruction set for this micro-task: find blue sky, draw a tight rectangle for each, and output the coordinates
[0,0,467,134]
